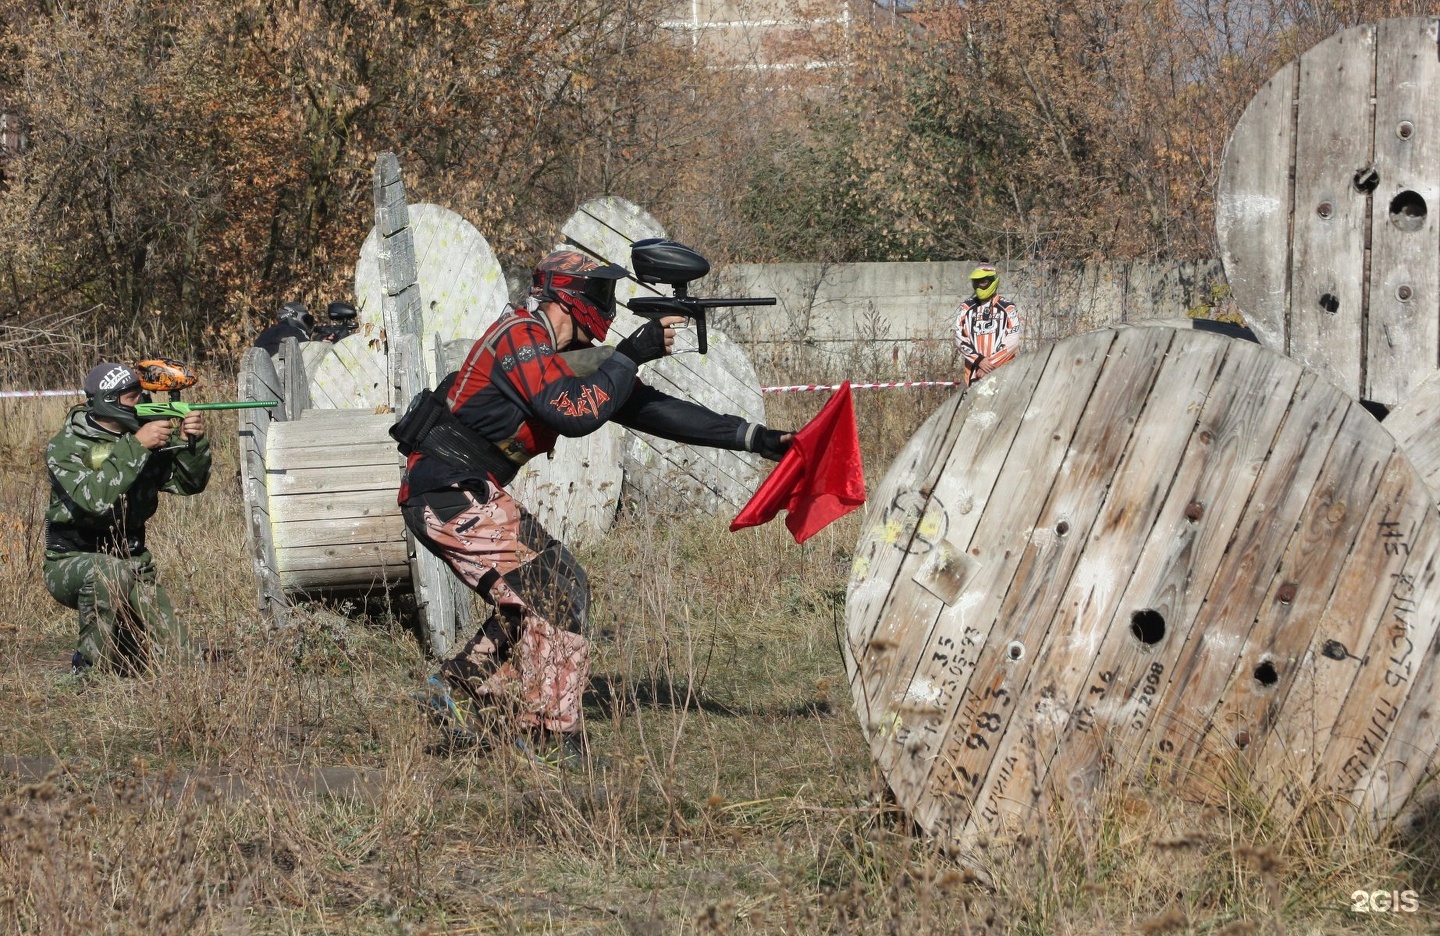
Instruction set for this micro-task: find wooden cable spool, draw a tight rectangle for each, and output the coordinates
[1218,16,1440,408]
[846,326,1440,853]
[239,345,408,602]
[354,202,508,386]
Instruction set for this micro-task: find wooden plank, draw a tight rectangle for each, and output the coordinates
[1364,538,1440,823]
[307,332,389,410]
[370,154,467,656]
[1250,449,1432,802]
[1313,507,1440,817]
[867,329,1127,838]
[999,339,1303,836]
[242,345,287,421]
[1289,24,1373,398]
[238,348,285,618]
[267,441,399,471]
[269,490,403,525]
[299,340,335,384]
[265,463,401,497]
[845,393,973,736]
[273,515,402,550]
[372,152,407,238]
[1366,17,1440,405]
[1131,388,1355,783]
[912,326,1192,841]
[278,562,410,589]
[1215,61,1295,351]
[297,407,384,420]
[1176,425,1397,801]
[1383,368,1440,497]
[955,328,1231,841]
[848,346,1055,738]
[274,540,408,572]
[278,336,311,416]
[269,412,394,449]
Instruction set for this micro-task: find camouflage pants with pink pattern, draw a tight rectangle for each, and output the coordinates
[402,484,591,734]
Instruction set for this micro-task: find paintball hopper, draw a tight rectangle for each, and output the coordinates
[326,301,358,324]
[626,238,781,355]
[136,358,198,394]
[631,238,711,287]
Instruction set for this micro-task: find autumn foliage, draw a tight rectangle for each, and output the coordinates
[0,0,1434,377]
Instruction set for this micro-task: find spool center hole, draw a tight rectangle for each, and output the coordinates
[1253,661,1279,686]
[1390,190,1428,231]
[1130,609,1166,646]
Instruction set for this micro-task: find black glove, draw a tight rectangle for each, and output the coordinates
[614,319,668,365]
[746,423,793,462]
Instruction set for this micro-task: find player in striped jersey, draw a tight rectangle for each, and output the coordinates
[400,249,792,762]
[954,263,1023,386]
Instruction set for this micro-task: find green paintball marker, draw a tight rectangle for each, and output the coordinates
[135,399,279,419]
[134,358,278,449]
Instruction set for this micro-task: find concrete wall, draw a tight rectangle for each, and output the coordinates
[705,259,1229,375]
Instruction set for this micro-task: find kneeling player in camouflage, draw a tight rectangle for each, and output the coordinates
[43,362,211,674]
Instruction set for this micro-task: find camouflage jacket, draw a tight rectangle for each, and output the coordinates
[44,406,212,559]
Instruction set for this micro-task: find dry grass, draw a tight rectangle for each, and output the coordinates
[0,353,1437,934]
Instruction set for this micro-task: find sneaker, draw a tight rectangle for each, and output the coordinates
[413,675,485,747]
[513,732,607,770]
[70,651,93,677]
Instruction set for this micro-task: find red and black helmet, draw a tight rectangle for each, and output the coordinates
[531,249,629,342]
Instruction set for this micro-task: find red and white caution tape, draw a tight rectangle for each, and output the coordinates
[0,389,84,399]
[761,380,964,393]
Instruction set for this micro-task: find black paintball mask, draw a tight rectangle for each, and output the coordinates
[83,362,145,433]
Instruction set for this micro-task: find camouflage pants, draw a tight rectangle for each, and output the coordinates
[43,550,190,673]
[403,484,591,734]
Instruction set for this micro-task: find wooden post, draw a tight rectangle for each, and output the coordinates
[277,336,310,417]
[373,152,469,657]
[237,347,287,621]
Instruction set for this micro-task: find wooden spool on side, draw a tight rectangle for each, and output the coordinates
[846,326,1440,853]
[265,411,408,592]
[1218,16,1440,407]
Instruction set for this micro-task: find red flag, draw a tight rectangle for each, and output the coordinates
[730,382,866,543]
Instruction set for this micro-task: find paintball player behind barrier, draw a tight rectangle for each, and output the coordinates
[253,300,314,354]
[954,263,1023,386]
[43,362,211,675]
[399,249,794,764]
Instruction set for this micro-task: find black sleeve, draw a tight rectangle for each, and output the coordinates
[613,381,751,450]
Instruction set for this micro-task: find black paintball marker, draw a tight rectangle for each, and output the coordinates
[625,238,775,355]
[312,301,359,343]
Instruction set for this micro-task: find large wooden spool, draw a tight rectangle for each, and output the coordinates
[846,326,1440,854]
[354,202,508,385]
[1218,16,1440,407]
